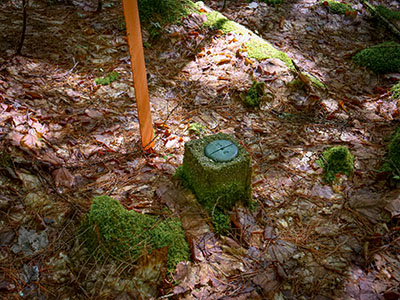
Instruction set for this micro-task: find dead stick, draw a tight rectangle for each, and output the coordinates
[16,0,28,55]
[363,1,400,40]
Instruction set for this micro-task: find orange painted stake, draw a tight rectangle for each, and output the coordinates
[122,0,155,150]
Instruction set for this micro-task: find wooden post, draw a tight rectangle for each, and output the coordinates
[122,0,155,150]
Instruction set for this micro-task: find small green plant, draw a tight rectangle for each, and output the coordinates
[81,196,189,272]
[321,0,355,15]
[245,81,265,107]
[188,122,206,136]
[94,72,119,85]
[316,146,354,183]
[287,78,305,90]
[375,5,400,21]
[391,82,400,99]
[211,209,231,235]
[353,42,400,74]
[382,129,400,180]
[149,21,162,40]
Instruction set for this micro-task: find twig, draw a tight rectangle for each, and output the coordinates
[16,0,28,55]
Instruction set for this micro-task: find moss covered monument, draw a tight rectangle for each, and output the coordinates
[181,133,252,211]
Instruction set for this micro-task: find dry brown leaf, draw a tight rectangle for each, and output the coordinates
[384,190,400,218]
[12,115,27,126]
[25,90,42,99]
[31,121,48,136]
[39,151,64,166]
[8,131,24,146]
[85,109,103,119]
[21,130,41,150]
[52,167,75,188]
[217,58,231,65]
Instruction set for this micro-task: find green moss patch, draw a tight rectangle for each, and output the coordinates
[138,0,195,24]
[81,196,189,272]
[391,81,400,99]
[382,129,400,179]
[375,5,400,21]
[245,81,265,107]
[307,73,326,89]
[246,37,294,68]
[202,9,294,69]
[316,146,354,183]
[322,0,355,15]
[353,42,400,74]
[94,72,119,85]
[212,209,231,235]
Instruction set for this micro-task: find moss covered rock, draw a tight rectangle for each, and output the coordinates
[375,5,400,21]
[316,146,354,183]
[181,133,252,211]
[353,42,400,74]
[202,10,294,69]
[81,196,189,272]
[322,0,355,15]
[382,129,400,179]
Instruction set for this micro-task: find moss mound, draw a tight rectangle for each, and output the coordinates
[81,196,189,272]
[245,81,265,107]
[353,42,400,74]
[316,146,354,183]
[322,0,354,15]
[246,37,293,67]
[375,5,400,21]
[382,129,400,179]
[202,10,294,68]
[138,0,195,23]
[391,82,400,99]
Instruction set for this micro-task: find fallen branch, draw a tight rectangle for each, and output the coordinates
[363,1,400,40]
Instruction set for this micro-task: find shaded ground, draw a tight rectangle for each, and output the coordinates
[0,0,400,299]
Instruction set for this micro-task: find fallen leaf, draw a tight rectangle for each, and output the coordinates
[0,228,15,246]
[339,100,348,112]
[52,167,75,188]
[21,129,41,150]
[25,90,42,99]
[384,190,400,218]
[85,109,103,119]
[217,58,231,65]
[39,151,64,166]
[8,131,24,146]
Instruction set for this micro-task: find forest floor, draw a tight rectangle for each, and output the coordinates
[0,0,400,299]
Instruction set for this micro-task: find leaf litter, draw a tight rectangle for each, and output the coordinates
[0,0,400,298]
